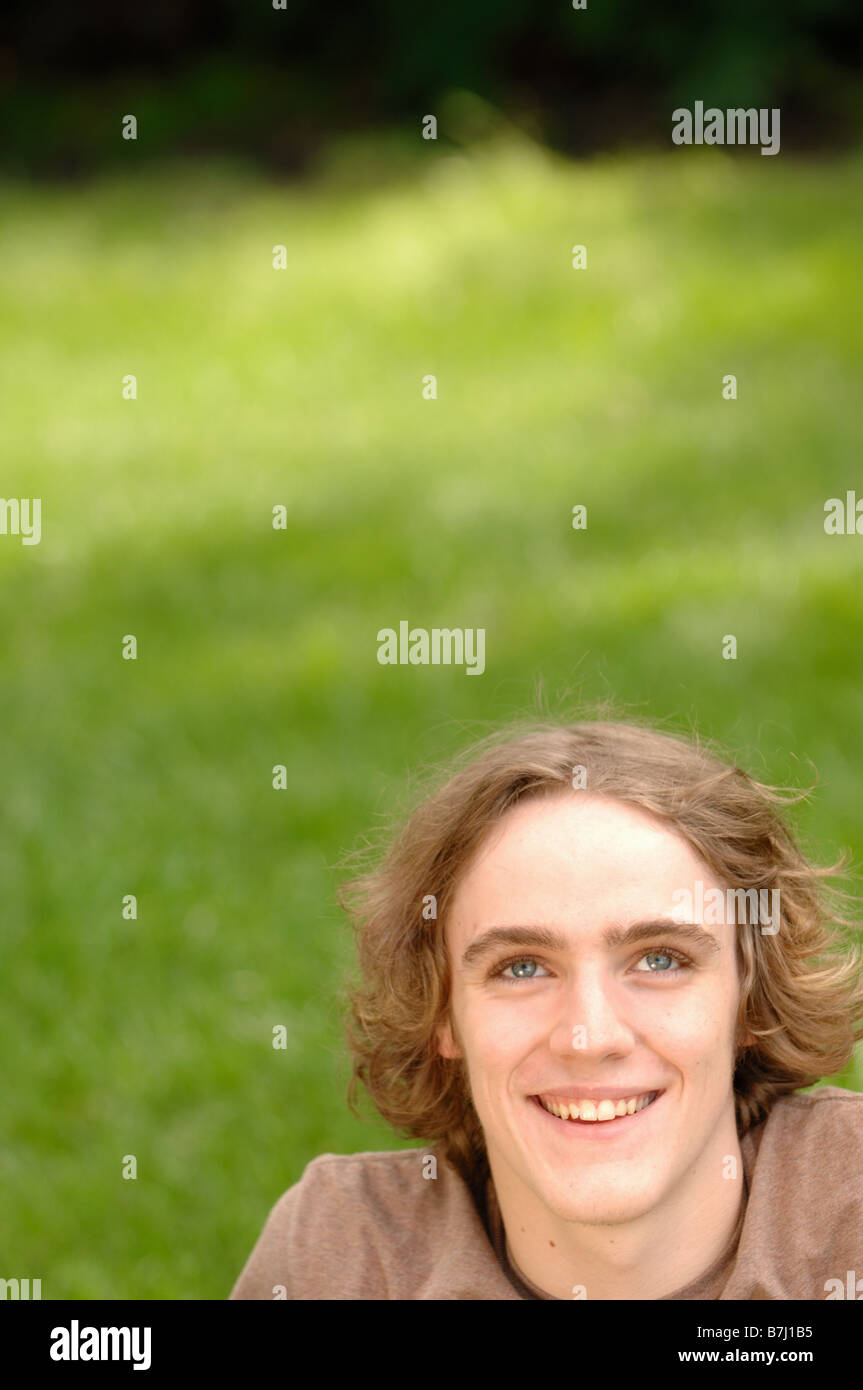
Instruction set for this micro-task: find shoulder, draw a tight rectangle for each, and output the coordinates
[758,1083,863,1147]
[748,1084,863,1180]
[229,1145,499,1300]
[268,1146,458,1230]
[733,1085,863,1298]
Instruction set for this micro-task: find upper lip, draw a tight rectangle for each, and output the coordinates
[532,1086,664,1102]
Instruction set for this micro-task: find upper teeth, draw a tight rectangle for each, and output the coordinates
[538,1093,657,1122]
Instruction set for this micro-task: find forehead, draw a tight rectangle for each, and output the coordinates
[448,792,721,931]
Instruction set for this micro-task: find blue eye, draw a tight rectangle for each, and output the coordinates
[500,958,550,980]
[634,950,681,972]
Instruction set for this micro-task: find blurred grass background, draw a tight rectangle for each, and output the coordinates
[1,130,862,1297]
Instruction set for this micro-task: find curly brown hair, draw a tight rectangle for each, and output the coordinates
[338,713,863,1195]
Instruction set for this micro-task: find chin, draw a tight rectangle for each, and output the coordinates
[535,1172,664,1226]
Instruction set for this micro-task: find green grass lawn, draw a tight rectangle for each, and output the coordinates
[1,134,862,1297]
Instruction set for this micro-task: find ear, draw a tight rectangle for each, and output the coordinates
[435,1016,462,1060]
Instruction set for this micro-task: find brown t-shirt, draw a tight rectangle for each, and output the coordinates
[229,1085,863,1300]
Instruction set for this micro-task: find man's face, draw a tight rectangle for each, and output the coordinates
[437,792,743,1225]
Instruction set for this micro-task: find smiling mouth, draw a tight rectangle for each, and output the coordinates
[534,1091,662,1123]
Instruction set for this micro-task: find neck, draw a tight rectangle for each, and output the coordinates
[493,1122,745,1301]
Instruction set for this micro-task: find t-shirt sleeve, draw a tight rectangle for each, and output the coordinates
[736,1087,863,1299]
[228,1155,390,1300]
[229,1180,303,1300]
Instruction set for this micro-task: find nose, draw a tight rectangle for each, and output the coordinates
[548,963,636,1059]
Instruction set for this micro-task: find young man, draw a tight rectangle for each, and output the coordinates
[230,719,863,1300]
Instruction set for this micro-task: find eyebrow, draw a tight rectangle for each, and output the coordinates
[459,919,722,972]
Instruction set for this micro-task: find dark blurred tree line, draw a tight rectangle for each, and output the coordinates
[1,0,860,176]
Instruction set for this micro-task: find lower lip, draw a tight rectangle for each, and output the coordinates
[529,1091,664,1138]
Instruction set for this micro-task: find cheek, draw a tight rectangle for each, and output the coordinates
[460,993,540,1066]
[637,976,739,1058]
